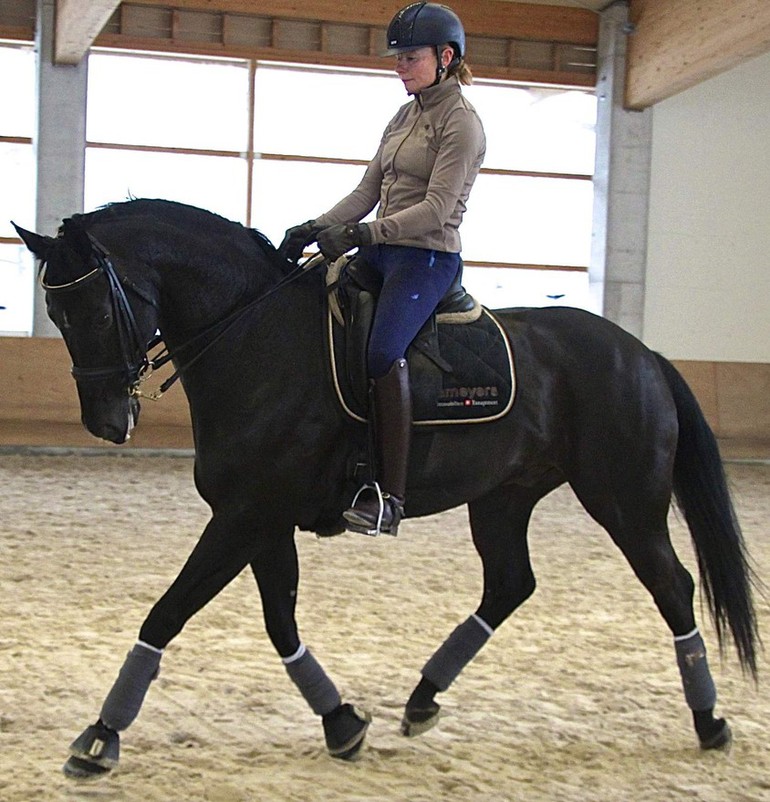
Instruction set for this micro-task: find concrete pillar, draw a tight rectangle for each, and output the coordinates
[590,1,652,339]
[33,0,88,336]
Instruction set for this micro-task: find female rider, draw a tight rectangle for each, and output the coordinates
[279,3,486,536]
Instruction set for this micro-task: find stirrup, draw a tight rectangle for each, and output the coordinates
[343,482,400,537]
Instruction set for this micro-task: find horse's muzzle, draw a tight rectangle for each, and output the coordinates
[82,394,140,444]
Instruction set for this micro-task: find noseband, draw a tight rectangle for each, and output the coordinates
[41,236,160,395]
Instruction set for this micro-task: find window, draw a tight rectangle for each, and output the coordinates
[85,53,250,219]
[250,64,595,309]
[0,44,35,335]
[2,47,596,334]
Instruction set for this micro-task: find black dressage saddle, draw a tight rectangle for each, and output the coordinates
[325,255,515,426]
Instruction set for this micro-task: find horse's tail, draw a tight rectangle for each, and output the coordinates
[654,353,760,678]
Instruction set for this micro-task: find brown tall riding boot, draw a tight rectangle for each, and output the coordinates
[344,358,412,536]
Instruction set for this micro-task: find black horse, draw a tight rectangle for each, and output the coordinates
[15,199,759,778]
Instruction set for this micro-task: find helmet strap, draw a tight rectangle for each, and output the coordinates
[431,45,444,86]
[432,44,460,86]
[433,44,456,86]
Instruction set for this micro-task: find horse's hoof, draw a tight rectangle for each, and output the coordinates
[64,721,119,778]
[401,702,441,737]
[323,703,371,760]
[63,755,113,779]
[699,719,732,751]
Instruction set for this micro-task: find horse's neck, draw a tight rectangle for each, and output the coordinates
[158,249,324,379]
[94,216,270,336]
[154,242,272,338]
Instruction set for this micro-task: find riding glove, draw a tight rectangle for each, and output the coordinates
[278,219,322,262]
[317,223,373,261]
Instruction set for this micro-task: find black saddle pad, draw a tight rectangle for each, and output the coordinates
[328,304,516,426]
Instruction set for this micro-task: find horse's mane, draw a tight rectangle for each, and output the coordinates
[70,199,284,269]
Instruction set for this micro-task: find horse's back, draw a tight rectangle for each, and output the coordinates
[493,305,678,471]
[495,305,666,391]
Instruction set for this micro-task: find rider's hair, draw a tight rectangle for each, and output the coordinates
[448,57,473,86]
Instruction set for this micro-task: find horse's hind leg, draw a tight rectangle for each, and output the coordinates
[249,537,370,760]
[402,483,544,736]
[571,479,730,750]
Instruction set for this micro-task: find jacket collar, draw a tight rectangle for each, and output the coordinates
[415,76,461,109]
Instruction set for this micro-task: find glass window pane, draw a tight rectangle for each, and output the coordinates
[465,83,596,174]
[251,159,368,245]
[463,266,591,311]
[87,53,250,151]
[0,46,35,138]
[254,65,405,160]
[85,148,248,224]
[0,142,35,238]
[0,243,34,335]
[461,174,593,266]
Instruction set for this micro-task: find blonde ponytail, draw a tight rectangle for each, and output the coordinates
[449,58,473,86]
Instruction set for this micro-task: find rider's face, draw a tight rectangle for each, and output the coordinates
[394,46,452,94]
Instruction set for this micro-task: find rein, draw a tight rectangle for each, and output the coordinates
[145,253,325,399]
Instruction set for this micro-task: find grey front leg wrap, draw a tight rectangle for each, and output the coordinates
[675,629,717,712]
[283,645,342,716]
[100,641,162,731]
[422,615,493,692]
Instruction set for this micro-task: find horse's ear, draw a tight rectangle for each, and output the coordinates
[12,223,55,260]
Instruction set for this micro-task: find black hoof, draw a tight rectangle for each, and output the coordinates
[699,719,732,751]
[323,703,371,760]
[693,710,732,751]
[63,755,113,779]
[401,701,441,737]
[63,721,119,778]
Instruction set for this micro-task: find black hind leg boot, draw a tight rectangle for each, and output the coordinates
[344,358,411,536]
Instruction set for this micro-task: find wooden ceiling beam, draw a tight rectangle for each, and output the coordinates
[123,0,598,45]
[626,0,770,109]
[55,0,122,64]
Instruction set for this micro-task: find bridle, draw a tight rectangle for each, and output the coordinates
[41,235,160,395]
[42,233,321,401]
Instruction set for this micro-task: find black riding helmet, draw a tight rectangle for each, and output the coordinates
[386,3,465,85]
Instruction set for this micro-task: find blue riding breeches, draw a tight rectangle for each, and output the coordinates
[357,244,461,379]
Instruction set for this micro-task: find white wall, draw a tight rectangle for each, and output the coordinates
[643,50,770,363]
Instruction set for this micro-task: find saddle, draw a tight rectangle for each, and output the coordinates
[325,255,515,426]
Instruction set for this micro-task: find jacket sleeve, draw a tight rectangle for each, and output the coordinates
[367,106,485,246]
[314,143,385,228]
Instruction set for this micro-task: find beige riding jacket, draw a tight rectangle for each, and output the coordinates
[315,76,486,253]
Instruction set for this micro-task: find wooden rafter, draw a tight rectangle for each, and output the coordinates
[626,0,770,108]
[123,0,598,45]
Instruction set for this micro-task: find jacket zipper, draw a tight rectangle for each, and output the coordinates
[381,94,424,218]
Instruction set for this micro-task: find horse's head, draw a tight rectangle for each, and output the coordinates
[14,218,161,444]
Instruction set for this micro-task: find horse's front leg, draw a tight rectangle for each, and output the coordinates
[249,535,370,760]
[63,510,265,779]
